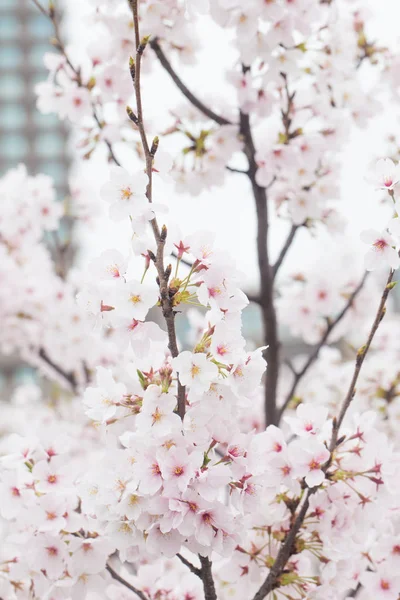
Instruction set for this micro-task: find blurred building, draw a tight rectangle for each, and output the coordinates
[0,0,69,195]
[0,0,70,392]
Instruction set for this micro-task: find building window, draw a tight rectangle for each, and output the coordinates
[0,0,69,197]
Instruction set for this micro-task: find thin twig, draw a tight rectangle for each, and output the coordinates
[128,0,186,419]
[30,0,48,17]
[272,225,300,279]
[252,490,312,600]
[226,165,248,175]
[176,553,202,578]
[149,38,232,126]
[31,0,121,165]
[252,267,396,600]
[38,348,78,393]
[329,268,394,451]
[171,251,193,269]
[93,112,122,166]
[106,564,149,600]
[277,271,369,422]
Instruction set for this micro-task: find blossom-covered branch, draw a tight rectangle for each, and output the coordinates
[128,0,186,419]
[278,271,369,422]
[253,265,397,600]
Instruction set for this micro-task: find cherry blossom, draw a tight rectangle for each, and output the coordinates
[367,158,400,191]
[291,438,330,487]
[100,168,149,221]
[360,229,400,271]
[172,351,219,394]
[2,2,400,600]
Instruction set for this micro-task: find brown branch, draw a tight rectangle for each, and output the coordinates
[128,0,186,419]
[252,489,312,600]
[30,0,48,17]
[329,268,394,451]
[277,271,369,423]
[239,102,280,427]
[347,583,362,598]
[272,225,300,279]
[147,41,277,427]
[226,165,248,175]
[253,268,396,600]
[149,38,232,126]
[198,556,218,600]
[106,564,149,600]
[176,553,202,578]
[38,348,78,393]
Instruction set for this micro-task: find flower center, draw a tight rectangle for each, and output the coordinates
[373,239,388,252]
[107,265,120,278]
[309,459,320,471]
[128,494,139,506]
[191,364,201,378]
[129,294,141,305]
[152,407,162,424]
[151,462,161,476]
[216,344,228,356]
[121,186,133,200]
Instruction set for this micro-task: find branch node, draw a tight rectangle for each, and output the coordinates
[126,106,139,125]
[150,136,159,157]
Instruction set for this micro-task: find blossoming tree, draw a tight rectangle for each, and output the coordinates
[1,0,400,599]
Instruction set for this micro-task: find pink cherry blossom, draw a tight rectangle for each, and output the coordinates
[367,158,400,191]
[291,439,330,487]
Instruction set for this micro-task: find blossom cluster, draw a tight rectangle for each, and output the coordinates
[0,165,115,388]
[35,0,386,228]
[1,0,400,599]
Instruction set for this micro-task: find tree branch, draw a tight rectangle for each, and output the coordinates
[31,0,122,166]
[272,224,300,279]
[106,564,149,600]
[148,44,278,426]
[252,489,312,600]
[347,583,362,598]
[253,267,396,600]
[239,102,280,427]
[226,165,248,175]
[128,1,186,419]
[38,348,78,393]
[149,38,232,126]
[176,553,202,578]
[277,271,369,423]
[198,556,218,600]
[329,268,394,452]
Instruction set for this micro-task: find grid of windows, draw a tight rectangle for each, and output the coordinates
[0,0,69,195]
[0,0,70,390]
